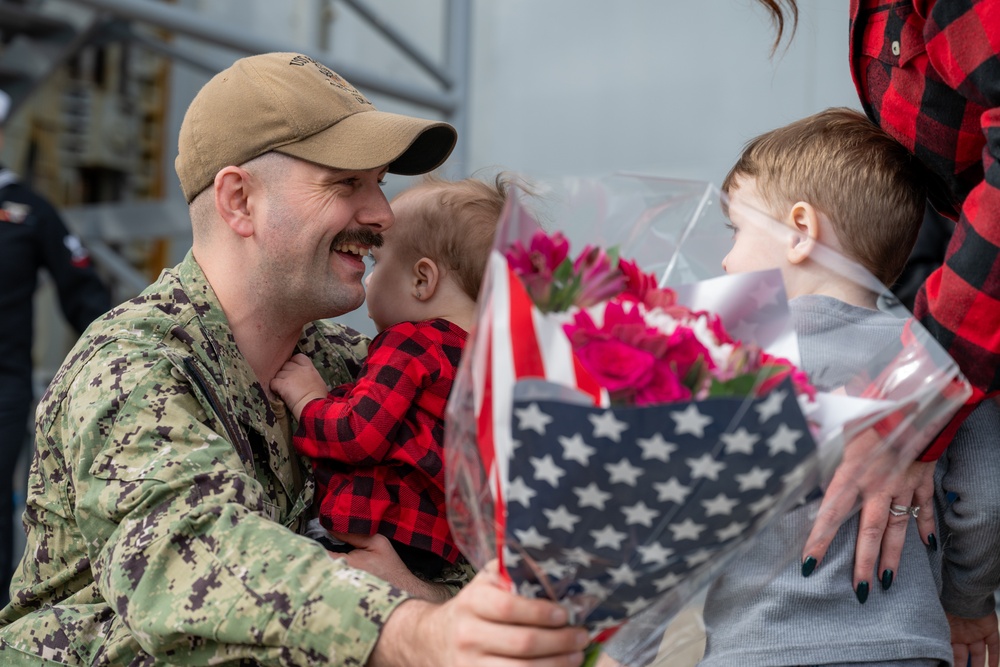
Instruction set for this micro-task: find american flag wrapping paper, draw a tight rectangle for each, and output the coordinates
[502,379,815,631]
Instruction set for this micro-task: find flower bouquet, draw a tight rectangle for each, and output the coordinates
[444,175,970,665]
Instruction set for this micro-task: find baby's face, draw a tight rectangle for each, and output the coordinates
[363,192,419,332]
[721,177,790,276]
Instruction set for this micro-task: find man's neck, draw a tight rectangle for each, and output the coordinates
[229,310,302,399]
[195,248,303,396]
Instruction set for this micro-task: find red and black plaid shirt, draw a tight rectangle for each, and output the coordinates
[294,318,467,564]
[850,0,1000,457]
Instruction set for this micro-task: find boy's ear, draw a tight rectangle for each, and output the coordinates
[786,201,819,265]
[214,166,256,238]
[412,257,441,301]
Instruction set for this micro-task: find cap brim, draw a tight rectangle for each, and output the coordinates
[276,110,457,176]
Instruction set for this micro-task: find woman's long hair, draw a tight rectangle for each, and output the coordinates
[755,0,799,54]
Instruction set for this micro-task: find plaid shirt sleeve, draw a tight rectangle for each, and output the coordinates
[293,320,464,564]
[295,322,441,465]
[851,0,1000,456]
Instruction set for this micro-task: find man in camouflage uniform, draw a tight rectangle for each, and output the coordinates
[0,53,589,666]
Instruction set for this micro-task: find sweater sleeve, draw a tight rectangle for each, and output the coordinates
[936,398,1000,618]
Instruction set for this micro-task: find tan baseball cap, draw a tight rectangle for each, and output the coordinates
[175,52,458,203]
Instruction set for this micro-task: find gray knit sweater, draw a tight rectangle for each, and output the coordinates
[699,295,1000,667]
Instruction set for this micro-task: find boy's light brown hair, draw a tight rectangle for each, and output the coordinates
[722,107,929,286]
[394,173,511,301]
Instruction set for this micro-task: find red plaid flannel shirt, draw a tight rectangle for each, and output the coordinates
[294,318,466,563]
[851,0,1000,457]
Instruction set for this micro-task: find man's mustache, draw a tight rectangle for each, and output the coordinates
[332,228,384,249]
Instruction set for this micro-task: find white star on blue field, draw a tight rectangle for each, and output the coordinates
[501,378,817,629]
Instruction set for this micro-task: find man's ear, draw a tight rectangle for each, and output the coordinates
[787,201,820,265]
[214,166,256,238]
[412,257,441,301]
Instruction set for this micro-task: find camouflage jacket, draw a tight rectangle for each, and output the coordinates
[0,251,412,666]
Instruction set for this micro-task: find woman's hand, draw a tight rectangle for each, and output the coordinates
[801,429,936,600]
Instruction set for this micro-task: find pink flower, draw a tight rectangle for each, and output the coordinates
[505,230,570,278]
[507,232,629,312]
[702,312,736,345]
[636,360,691,404]
[506,231,573,310]
[565,301,707,405]
[666,325,716,378]
[619,259,678,311]
[758,353,817,400]
[573,246,626,309]
[574,338,656,397]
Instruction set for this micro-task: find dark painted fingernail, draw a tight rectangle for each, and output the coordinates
[855,580,869,604]
[880,569,894,590]
[801,556,817,577]
[927,533,938,551]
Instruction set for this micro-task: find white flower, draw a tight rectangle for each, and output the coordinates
[639,304,680,336]
[689,313,735,368]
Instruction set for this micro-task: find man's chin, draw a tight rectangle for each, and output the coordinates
[312,293,366,322]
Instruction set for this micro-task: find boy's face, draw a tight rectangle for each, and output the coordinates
[721,177,790,276]
[363,189,426,332]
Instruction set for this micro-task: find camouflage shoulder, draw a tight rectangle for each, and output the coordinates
[42,290,181,382]
[300,319,371,384]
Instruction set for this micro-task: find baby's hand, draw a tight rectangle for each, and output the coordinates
[270,353,329,419]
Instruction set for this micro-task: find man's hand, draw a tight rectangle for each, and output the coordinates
[801,426,936,598]
[368,561,589,667]
[948,611,1000,667]
[328,532,452,602]
[270,353,329,419]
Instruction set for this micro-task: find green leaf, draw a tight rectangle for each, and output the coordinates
[553,258,576,284]
[707,365,787,397]
[581,643,604,667]
[707,374,760,397]
[607,246,621,266]
[682,356,709,391]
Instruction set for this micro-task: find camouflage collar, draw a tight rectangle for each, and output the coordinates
[173,250,264,406]
[171,251,304,501]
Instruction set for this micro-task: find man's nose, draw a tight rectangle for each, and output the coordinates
[357,188,394,232]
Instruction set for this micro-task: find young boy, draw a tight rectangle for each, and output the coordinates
[271,174,509,578]
[699,108,1000,667]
